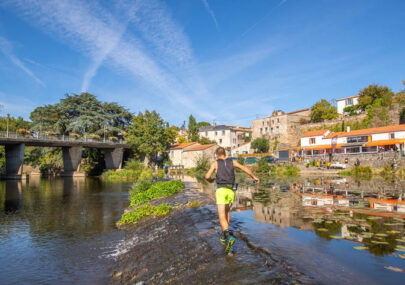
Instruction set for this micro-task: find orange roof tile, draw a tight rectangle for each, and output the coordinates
[326,124,405,138]
[170,142,198,150]
[363,139,405,147]
[302,130,329,137]
[324,132,347,139]
[184,144,217,152]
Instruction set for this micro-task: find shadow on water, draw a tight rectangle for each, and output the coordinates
[0,177,132,284]
[189,174,405,284]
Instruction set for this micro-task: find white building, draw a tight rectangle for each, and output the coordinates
[300,124,405,156]
[230,142,251,157]
[168,142,198,166]
[336,95,360,114]
[198,125,251,149]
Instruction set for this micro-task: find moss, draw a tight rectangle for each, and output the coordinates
[118,203,172,225]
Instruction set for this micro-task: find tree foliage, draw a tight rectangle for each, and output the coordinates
[187,115,198,142]
[251,138,269,153]
[358,84,394,110]
[310,99,339,122]
[0,115,30,132]
[30,93,132,136]
[198,136,216,145]
[126,110,177,162]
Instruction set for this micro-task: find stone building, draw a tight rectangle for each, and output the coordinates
[168,142,198,166]
[252,108,311,150]
[181,144,219,168]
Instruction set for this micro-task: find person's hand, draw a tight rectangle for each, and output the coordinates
[252,176,260,184]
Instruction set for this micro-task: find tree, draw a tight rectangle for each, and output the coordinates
[187,115,198,142]
[30,93,132,136]
[251,138,269,153]
[358,84,394,110]
[177,136,187,143]
[196,121,210,129]
[126,110,177,162]
[310,99,339,122]
[198,136,216,145]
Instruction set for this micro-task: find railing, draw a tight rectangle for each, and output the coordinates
[0,131,126,144]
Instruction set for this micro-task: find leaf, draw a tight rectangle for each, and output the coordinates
[354,246,368,250]
[384,266,405,272]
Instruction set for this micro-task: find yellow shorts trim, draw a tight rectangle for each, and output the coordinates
[216,187,235,205]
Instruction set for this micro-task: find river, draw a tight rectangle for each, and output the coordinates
[1,175,405,284]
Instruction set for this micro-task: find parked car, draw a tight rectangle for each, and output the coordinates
[245,157,259,164]
[329,162,346,169]
[263,155,277,163]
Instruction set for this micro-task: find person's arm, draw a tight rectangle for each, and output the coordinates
[233,161,260,183]
[205,161,217,183]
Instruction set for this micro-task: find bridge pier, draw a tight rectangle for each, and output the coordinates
[5,144,25,179]
[61,146,84,177]
[104,148,124,170]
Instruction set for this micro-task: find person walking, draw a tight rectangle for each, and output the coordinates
[205,147,259,254]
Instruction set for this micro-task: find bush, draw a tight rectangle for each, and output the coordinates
[352,166,372,178]
[237,157,245,165]
[256,157,270,173]
[194,154,210,172]
[118,203,172,225]
[102,169,141,182]
[124,159,145,171]
[129,180,185,207]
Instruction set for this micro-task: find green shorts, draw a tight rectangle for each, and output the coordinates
[216,187,235,205]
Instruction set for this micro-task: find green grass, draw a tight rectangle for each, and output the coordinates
[101,169,141,182]
[118,203,172,225]
[339,166,372,179]
[129,179,185,207]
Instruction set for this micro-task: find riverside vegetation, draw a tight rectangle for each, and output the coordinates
[118,179,185,225]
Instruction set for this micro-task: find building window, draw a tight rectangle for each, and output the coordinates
[277,118,279,123]
[219,139,222,143]
[205,131,208,136]
[260,128,262,133]
[271,128,273,133]
[390,133,395,139]
[222,130,225,135]
[215,131,218,136]
[310,138,316,144]
[347,136,368,143]
[265,127,268,132]
[346,98,353,105]
[262,121,264,126]
[276,126,279,133]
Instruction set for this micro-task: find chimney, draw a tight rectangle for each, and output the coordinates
[347,126,351,133]
[213,120,216,127]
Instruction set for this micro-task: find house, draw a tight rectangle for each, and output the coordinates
[300,124,405,156]
[198,125,251,149]
[181,144,219,168]
[252,108,311,150]
[336,95,360,114]
[230,142,251,157]
[168,142,198,166]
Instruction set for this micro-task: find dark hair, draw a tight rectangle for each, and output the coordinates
[216,147,226,156]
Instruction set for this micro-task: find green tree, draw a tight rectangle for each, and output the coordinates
[251,138,269,153]
[358,84,394,110]
[187,115,198,142]
[198,136,216,145]
[310,99,339,122]
[126,110,176,162]
[196,121,210,129]
[0,115,30,132]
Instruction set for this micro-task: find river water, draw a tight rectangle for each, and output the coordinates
[0,177,131,284]
[1,175,405,284]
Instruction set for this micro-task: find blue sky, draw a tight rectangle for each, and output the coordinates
[0,0,404,127]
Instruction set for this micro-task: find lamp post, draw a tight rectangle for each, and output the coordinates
[6,113,9,138]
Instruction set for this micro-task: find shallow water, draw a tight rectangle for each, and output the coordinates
[190,175,405,283]
[0,177,131,284]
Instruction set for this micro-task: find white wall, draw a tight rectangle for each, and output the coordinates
[337,97,359,114]
[301,135,329,147]
[372,133,389,141]
[231,142,251,156]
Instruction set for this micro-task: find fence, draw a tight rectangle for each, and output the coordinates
[0,131,126,144]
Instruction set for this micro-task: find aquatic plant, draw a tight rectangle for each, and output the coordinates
[101,169,142,182]
[129,180,185,207]
[118,203,173,225]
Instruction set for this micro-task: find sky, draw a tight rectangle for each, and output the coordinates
[0,0,404,127]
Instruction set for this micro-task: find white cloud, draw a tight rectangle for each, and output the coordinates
[201,0,220,31]
[3,0,214,119]
[0,35,45,86]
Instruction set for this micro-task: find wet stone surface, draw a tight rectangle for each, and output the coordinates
[111,187,308,284]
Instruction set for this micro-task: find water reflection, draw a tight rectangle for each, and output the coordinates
[0,177,131,284]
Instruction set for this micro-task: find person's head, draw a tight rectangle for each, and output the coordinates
[215,147,226,159]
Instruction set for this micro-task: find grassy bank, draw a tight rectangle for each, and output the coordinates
[102,159,165,182]
[118,179,185,225]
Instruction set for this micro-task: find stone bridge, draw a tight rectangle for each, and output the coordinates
[0,132,130,179]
